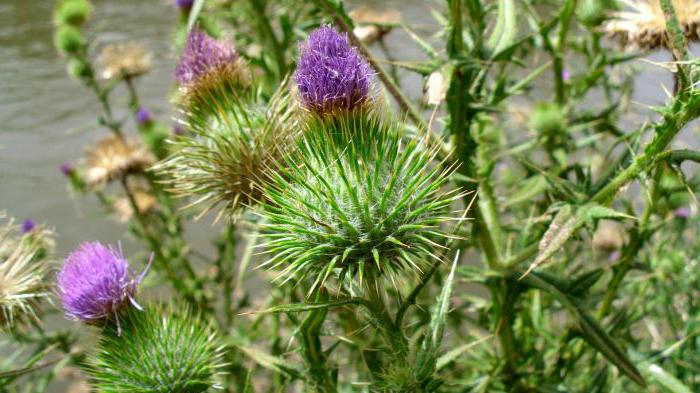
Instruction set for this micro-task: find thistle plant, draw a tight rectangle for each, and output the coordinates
[14,0,700,391]
[87,304,224,393]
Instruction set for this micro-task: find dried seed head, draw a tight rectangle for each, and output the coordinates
[0,214,53,329]
[97,42,152,80]
[602,0,700,50]
[82,135,155,190]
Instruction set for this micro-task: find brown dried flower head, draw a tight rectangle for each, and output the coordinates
[603,0,700,50]
[97,42,152,80]
[83,135,155,189]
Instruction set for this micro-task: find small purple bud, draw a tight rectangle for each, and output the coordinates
[675,207,690,219]
[60,162,74,176]
[609,250,621,263]
[58,242,151,334]
[175,28,238,86]
[175,0,194,10]
[173,123,185,135]
[562,69,571,82]
[136,107,152,125]
[21,219,36,234]
[295,25,374,113]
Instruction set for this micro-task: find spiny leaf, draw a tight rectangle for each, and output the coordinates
[243,298,366,315]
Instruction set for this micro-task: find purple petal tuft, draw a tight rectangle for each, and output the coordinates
[175,0,195,10]
[294,25,374,113]
[21,219,36,234]
[175,28,238,86]
[57,242,143,324]
[136,107,151,125]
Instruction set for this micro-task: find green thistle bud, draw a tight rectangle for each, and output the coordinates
[528,102,566,137]
[54,0,92,27]
[67,57,92,79]
[87,304,224,393]
[54,25,86,55]
[156,82,295,220]
[258,110,463,292]
[577,0,616,28]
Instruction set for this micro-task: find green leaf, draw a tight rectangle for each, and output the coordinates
[187,0,206,30]
[520,272,645,386]
[646,364,692,393]
[245,298,365,314]
[235,344,302,378]
[487,0,517,56]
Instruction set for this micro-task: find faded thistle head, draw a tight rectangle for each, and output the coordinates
[82,135,155,190]
[57,241,150,332]
[0,214,52,329]
[258,111,463,293]
[156,82,296,221]
[87,304,224,393]
[175,28,245,109]
[97,41,151,80]
[295,25,374,114]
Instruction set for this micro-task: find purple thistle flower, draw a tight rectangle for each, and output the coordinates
[294,25,374,113]
[175,28,238,86]
[20,219,36,234]
[675,206,691,219]
[175,0,194,10]
[562,69,571,82]
[60,162,74,176]
[173,123,185,135]
[136,107,152,125]
[57,242,151,334]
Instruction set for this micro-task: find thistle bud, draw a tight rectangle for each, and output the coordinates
[528,102,566,137]
[54,25,86,55]
[175,28,245,110]
[135,107,152,125]
[175,0,195,12]
[259,112,463,292]
[54,0,92,27]
[294,25,374,114]
[67,57,92,79]
[88,305,224,392]
[97,42,151,80]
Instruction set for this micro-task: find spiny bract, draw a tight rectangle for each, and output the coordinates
[0,214,52,329]
[258,110,463,292]
[156,83,295,221]
[88,304,224,393]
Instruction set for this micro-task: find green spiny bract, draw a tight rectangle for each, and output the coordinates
[258,109,463,292]
[87,304,224,393]
[155,82,295,221]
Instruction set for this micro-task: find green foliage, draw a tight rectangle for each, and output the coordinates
[87,305,224,393]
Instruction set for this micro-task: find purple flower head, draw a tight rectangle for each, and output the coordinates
[294,25,374,113]
[175,0,194,10]
[58,242,151,334]
[562,69,571,82]
[175,28,238,86]
[60,162,74,176]
[21,219,36,234]
[136,107,152,125]
[173,123,185,135]
[675,206,691,219]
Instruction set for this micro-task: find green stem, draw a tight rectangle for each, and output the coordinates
[248,0,286,79]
